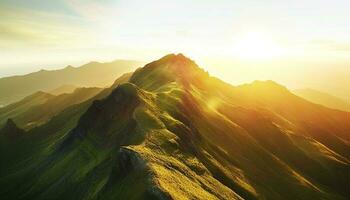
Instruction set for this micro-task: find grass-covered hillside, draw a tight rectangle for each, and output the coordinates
[0,54,349,200]
[0,87,102,130]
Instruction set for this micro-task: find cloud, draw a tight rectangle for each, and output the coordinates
[0,6,95,48]
[64,0,119,22]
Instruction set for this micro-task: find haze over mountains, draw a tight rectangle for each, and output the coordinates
[0,60,142,107]
[0,54,349,200]
[294,89,350,112]
[49,85,79,96]
[0,87,103,130]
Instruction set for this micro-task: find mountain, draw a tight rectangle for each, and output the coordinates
[0,60,142,106]
[294,88,350,112]
[48,85,79,95]
[0,91,54,127]
[0,71,133,131]
[0,54,349,200]
[0,119,25,139]
[0,87,103,130]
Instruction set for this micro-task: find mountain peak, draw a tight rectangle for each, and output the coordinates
[65,65,75,69]
[159,53,197,66]
[239,80,290,93]
[252,80,287,89]
[130,53,207,90]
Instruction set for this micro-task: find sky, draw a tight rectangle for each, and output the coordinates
[1,0,350,98]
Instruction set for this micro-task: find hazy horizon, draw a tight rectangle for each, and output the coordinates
[1,0,350,99]
[1,54,350,101]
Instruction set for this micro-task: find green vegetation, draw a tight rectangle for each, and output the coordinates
[0,87,102,129]
[0,54,349,199]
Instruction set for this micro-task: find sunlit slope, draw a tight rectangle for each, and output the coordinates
[0,60,142,106]
[1,54,349,200]
[293,88,350,112]
[233,81,350,156]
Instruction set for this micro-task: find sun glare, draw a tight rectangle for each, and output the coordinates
[232,32,284,60]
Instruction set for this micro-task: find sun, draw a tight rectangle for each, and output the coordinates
[232,32,283,60]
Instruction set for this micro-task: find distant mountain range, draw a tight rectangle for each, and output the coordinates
[0,54,349,200]
[0,60,143,106]
[0,87,103,130]
[294,88,350,112]
[48,84,79,95]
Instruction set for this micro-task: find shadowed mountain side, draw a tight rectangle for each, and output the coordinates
[0,119,25,139]
[0,72,133,130]
[294,88,350,112]
[0,72,133,198]
[0,54,349,200]
[0,60,142,106]
[0,87,102,129]
[0,92,54,126]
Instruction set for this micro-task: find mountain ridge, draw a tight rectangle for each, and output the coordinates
[294,88,350,112]
[0,59,143,106]
[0,86,103,129]
[0,54,349,200]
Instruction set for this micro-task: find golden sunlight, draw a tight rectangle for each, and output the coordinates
[232,32,284,60]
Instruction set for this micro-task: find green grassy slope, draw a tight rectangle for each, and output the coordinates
[0,92,54,127]
[0,73,133,199]
[0,54,349,200]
